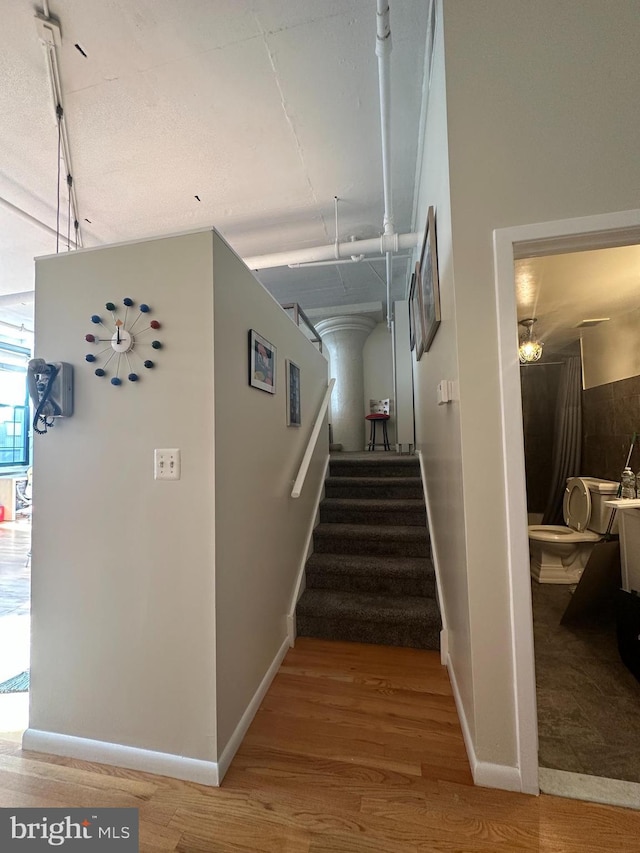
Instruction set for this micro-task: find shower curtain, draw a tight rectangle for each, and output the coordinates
[541,355,582,525]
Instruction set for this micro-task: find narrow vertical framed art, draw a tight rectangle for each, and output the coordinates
[286,359,301,426]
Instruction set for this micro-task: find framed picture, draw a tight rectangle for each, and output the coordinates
[411,262,424,361]
[418,205,441,352]
[408,271,415,351]
[249,329,276,394]
[286,359,301,426]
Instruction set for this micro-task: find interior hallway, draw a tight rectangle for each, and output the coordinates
[1,637,639,851]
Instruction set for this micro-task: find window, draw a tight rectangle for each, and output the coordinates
[0,343,30,468]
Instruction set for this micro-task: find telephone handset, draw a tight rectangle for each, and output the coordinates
[28,359,73,435]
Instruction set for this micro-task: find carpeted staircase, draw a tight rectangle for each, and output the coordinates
[296,454,441,649]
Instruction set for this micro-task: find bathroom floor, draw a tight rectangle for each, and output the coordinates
[532,580,640,783]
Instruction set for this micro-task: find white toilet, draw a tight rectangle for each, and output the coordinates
[528,477,619,584]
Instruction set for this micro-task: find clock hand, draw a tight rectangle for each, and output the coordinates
[117,325,121,344]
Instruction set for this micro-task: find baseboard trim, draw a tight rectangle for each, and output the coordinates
[22,729,220,786]
[217,635,290,782]
[446,652,524,794]
[439,628,449,666]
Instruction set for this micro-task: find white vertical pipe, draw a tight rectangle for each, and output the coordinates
[376,1,394,328]
[376,0,393,237]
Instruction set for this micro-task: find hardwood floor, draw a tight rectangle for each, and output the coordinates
[1,637,640,851]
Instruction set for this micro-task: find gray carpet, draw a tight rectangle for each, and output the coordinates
[296,454,441,650]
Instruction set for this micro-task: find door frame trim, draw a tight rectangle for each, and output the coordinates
[493,207,640,795]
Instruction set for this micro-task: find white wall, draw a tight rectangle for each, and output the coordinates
[581,307,640,389]
[411,0,473,745]
[28,229,329,780]
[363,322,395,446]
[413,0,640,781]
[212,234,329,755]
[30,231,218,762]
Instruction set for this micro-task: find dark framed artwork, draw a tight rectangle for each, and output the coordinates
[286,359,301,426]
[418,205,441,352]
[408,271,416,352]
[411,262,424,361]
[249,329,276,394]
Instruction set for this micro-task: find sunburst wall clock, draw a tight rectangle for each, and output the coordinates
[84,298,163,386]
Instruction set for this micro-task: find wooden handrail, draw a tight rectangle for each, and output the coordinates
[291,378,335,499]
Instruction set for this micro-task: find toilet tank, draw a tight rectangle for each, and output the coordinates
[584,477,620,533]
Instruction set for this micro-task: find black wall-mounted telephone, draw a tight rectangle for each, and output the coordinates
[27,359,73,434]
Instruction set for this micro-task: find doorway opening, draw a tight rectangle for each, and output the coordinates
[494,209,640,806]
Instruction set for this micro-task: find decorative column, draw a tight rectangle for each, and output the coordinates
[316,315,376,451]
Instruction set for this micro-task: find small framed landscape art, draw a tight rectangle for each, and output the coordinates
[418,205,441,352]
[286,359,301,426]
[249,329,276,394]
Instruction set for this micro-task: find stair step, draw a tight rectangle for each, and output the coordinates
[313,523,429,557]
[305,553,436,597]
[329,457,420,479]
[325,476,423,500]
[319,498,426,527]
[296,589,441,650]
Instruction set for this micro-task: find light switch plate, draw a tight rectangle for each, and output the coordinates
[154,448,180,480]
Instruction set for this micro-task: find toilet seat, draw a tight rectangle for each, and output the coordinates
[563,477,592,532]
[528,524,601,544]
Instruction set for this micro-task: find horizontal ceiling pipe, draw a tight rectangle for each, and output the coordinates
[288,255,365,269]
[245,232,419,271]
[0,196,78,248]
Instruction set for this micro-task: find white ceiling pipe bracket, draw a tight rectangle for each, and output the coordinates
[245,232,419,270]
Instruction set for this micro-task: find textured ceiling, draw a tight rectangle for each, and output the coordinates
[0,0,428,331]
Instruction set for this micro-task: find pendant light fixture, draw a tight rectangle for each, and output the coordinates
[518,318,544,363]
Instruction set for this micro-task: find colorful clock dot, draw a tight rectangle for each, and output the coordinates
[151,340,162,349]
[85,354,96,362]
[143,360,154,369]
[91,315,101,324]
[128,373,139,382]
[105,301,116,311]
[150,320,161,329]
[139,303,150,313]
[123,297,134,306]
[95,368,106,377]
[110,377,122,386]
[85,334,95,342]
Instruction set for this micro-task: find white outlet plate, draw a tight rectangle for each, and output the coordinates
[154,449,180,480]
